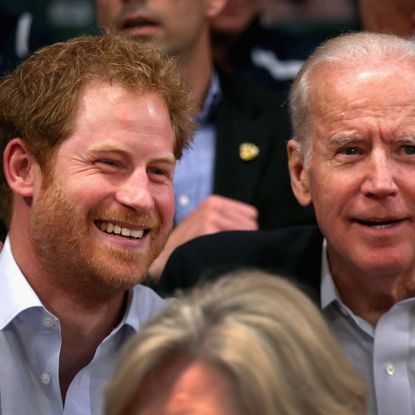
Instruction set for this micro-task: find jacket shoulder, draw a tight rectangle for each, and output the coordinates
[158,226,322,296]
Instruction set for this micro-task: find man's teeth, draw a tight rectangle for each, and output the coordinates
[358,220,398,228]
[370,223,393,229]
[99,222,144,239]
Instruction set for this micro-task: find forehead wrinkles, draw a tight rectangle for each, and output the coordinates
[309,71,415,127]
[313,104,415,125]
[308,103,415,153]
[310,62,415,109]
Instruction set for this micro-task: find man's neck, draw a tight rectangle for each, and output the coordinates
[57,291,128,401]
[329,257,415,325]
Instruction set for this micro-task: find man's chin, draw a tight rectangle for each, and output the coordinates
[99,255,151,285]
[83,262,149,296]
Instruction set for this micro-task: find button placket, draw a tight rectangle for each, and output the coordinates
[385,363,396,376]
[40,372,51,385]
[178,194,190,207]
[43,317,54,328]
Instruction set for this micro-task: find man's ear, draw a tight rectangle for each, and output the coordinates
[3,138,38,198]
[287,139,312,206]
[205,0,226,18]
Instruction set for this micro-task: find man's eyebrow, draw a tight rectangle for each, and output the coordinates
[150,154,176,164]
[397,135,415,144]
[88,144,127,154]
[88,144,176,163]
[328,136,363,147]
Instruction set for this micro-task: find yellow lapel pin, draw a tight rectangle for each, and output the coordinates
[239,142,260,161]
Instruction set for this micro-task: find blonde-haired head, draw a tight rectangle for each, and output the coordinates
[106,269,366,415]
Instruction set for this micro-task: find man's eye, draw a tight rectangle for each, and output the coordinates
[341,147,360,155]
[402,145,415,155]
[96,159,120,168]
[149,167,167,176]
[148,166,172,180]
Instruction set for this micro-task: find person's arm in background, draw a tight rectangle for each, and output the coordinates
[148,195,258,280]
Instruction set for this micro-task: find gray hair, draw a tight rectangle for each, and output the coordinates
[289,31,415,161]
[105,270,366,415]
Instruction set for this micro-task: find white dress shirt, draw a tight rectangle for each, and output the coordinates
[321,240,415,415]
[0,238,165,415]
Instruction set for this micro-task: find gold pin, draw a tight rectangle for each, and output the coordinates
[239,142,260,161]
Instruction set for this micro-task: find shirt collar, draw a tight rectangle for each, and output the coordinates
[0,238,165,335]
[116,284,166,333]
[119,289,140,331]
[196,72,222,124]
[320,238,341,310]
[320,239,377,335]
[0,237,43,330]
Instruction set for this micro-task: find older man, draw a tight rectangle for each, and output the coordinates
[95,0,313,280]
[0,33,193,414]
[160,32,415,415]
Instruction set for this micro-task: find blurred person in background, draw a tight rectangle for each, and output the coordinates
[210,0,304,97]
[210,0,358,97]
[261,0,357,26]
[106,270,366,415]
[358,0,415,36]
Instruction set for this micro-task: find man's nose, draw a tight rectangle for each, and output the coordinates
[115,170,155,211]
[361,151,398,198]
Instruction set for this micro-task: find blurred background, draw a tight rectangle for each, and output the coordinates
[0,0,359,75]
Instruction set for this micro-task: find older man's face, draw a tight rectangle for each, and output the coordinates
[289,62,415,279]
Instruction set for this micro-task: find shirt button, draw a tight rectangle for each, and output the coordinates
[178,194,190,207]
[385,363,396,376]
[40,373,51,384]
[43,317,54,328]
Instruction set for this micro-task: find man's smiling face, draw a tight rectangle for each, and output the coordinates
[30,82,176,293]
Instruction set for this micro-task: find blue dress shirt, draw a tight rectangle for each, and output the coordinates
[0,238,165,415]
[321,241,415,415]
[173,74,221,224]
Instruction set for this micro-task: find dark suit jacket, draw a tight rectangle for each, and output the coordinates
[0,220,6,242]
[158,225,324,301]
[214,72,315,229]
